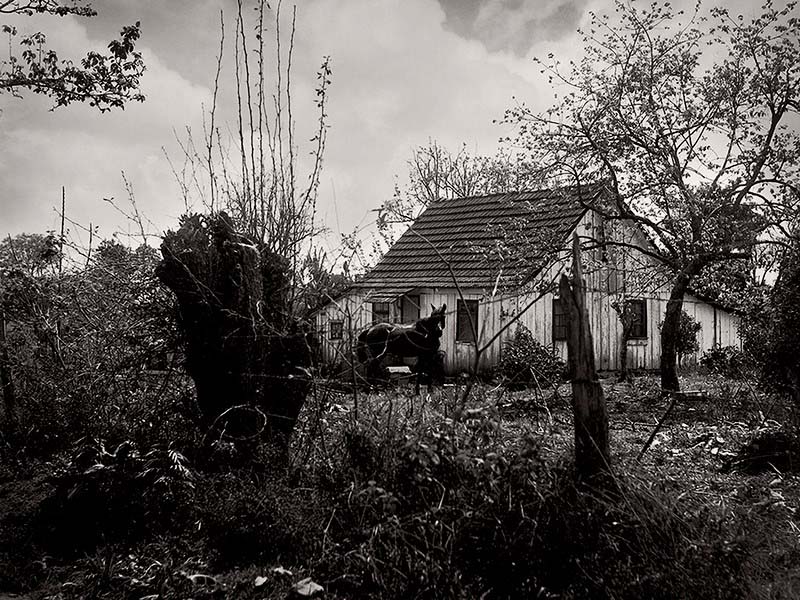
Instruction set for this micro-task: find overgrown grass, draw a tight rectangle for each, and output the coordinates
[1,377,798,598]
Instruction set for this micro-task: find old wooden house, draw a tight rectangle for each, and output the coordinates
[315,186,741,375]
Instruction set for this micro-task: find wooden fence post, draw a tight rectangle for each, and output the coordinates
[559,233,611,483]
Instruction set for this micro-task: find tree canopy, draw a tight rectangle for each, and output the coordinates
[0,0,144,111]
[507,0,800,389]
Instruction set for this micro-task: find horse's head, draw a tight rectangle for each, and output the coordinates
[418,303,447,340]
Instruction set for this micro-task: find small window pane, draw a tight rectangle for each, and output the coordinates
[552,298,567,341]
[627,299,647,339]
[372,302,390,324]
[329,320,344,340]
[456,299,479,342]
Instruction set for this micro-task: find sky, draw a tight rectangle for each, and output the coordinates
[0,0,787,262]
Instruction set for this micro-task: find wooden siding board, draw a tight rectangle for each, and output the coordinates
[317,284,741,375]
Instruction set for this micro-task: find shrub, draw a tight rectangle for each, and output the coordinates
[659,310,702,367]
[199,471,324,568]
[676,310,702,362]
[700,345,752,379]
[498,325,565,389]
[37,439,195,555]
[1,239,189,457]
[762,244,800,405]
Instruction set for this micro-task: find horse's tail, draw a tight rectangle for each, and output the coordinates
[356,329,370,363]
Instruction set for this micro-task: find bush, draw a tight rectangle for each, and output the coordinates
[37,439,196,555]
[1,239,189,458]
[199,471,325,568]
[700,345,752,379]
[762,244,800,404]
[659,310,702,366]
[676,310,702,364]
[498,325,565,390]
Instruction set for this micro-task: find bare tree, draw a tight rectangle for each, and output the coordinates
[376,141,538,247]
[170,0,332,310]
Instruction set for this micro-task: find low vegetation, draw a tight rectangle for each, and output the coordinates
[497,324,565,390]
[1,371,799,599]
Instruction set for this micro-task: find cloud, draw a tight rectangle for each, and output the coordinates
[437,0,589,57]
[0,0,613,250]
[1,0,582,251]
[285,0,549,245]
[0,9,212,240]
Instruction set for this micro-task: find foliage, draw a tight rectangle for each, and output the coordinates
[669,310,702,365]
[1,380,795,597]
[700,345,752,379]
[498,324,565,390]
[0,1,145,110]
[762,243,800,404]
[506,0,800,390]
[38,438,195,554]
[199,472,324,569]
[1,235,187,455]
[691,258,764,311]
[736,286,772,361]
[296,247,351,320]
[157,212,311,445]
[319,409,751,599]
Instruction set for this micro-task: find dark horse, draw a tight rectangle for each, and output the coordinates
[356,304,447,394]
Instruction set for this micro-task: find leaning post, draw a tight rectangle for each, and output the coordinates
[559,232,611,483]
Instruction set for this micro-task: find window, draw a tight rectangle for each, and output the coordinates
[627,299,647,339]
[456,299,479,342]
[372,302,390,324]
[401,294,420,323]
[329,320,344,340]
[552,298,567,341]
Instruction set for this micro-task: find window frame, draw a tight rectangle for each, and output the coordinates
[627,298,648,340]
[329,320,344,340]
[372,301,390,324]
[552,297,568,341]
[456,299,479,343]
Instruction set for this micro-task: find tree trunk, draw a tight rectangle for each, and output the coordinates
[660,271,692,392]
[559,233,610,483]
[616,303,634,383]
[0,308,17,433]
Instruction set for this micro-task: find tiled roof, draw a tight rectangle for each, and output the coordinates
[357,186,598,293]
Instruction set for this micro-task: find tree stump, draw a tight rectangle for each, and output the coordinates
[157,213,310,452]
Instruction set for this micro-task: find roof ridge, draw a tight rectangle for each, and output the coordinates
[427,182,606,204]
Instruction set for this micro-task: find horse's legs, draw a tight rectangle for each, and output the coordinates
[415,353,433,396]
[367,357,390,388]
[366,358,378,386]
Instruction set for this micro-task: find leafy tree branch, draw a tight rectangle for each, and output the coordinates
[0,0,144,111]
